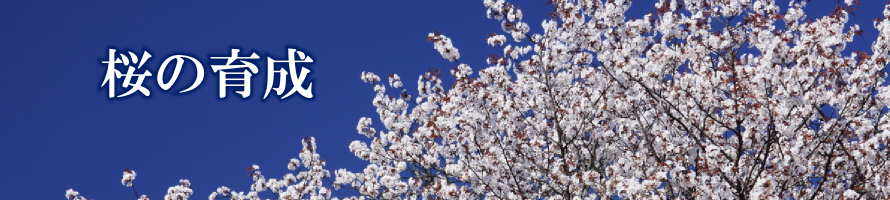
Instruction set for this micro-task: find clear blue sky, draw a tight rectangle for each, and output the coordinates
[0,1,884,199]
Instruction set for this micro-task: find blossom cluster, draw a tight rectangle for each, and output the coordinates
[427,32,461,62]
[206,137,332,200]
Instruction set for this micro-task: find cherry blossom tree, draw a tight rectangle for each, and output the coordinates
[69,0,890,199]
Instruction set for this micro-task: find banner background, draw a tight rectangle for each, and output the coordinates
[0,1,881,199]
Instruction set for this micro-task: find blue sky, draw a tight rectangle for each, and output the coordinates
[0,1,885,199]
